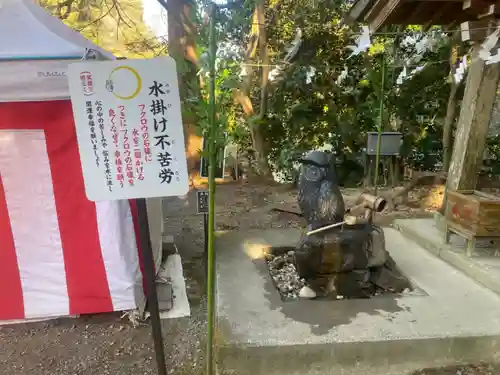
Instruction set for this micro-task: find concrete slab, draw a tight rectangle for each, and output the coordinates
[394,218,500,296]
[159,253,190,319]
[215,228,500,375]
[144,253,191,320]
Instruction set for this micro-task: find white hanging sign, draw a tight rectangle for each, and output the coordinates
[67,57,189,201]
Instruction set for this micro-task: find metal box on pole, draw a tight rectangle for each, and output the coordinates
[366,132,402,156]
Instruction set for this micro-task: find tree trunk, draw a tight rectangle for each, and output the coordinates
[233,2,272,178]
[167,0,203,186]
[254,0,271,177]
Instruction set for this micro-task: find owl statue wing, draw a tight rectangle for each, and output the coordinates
[317,180,345,226]
[297,171,315,222]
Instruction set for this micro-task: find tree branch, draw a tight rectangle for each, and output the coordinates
[77,1,115,31]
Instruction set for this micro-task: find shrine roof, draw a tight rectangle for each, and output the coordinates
[345,0,499,32]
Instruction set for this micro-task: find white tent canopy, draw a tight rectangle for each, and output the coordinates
[0,0,113,102]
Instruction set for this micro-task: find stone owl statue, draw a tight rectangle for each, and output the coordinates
[293,151,411,299]
[297,151,345,231]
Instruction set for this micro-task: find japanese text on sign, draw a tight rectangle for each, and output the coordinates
[86,101,100,167]
[68,57,189,201]
[96,100,113,191]
[148,81,180,185]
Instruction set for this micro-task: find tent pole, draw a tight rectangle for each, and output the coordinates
[135,198,167,375]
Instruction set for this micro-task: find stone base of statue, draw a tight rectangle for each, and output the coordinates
[294,223,411,299]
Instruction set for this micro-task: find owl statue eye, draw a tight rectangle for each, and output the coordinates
[304,164,323,181]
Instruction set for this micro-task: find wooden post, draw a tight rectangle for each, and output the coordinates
[447,43,500,190]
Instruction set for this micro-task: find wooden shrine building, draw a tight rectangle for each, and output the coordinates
[346,0,500,192]
[346,0,500,34]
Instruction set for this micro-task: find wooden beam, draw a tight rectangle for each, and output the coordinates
[405,0,462,2]
[345,0,375,24]
[369,0,404,31]
[348,0,498,30]
[364,0,392,24]
[447,43,500,191]
[463,0,499,16]
[460,19,490,41]
[422,3,454,30]
[463,0,497,9]
[404,2,430,23]
[460,21,472,40]
[477,3,496,17]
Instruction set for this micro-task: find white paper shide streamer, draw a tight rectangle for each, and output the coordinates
[269,28,303,82]
[395,33,443,86]
[305,66,316,84]
[396,64,426,86]
[479,28,500,65]
[336,66,348,85]
[396,66,406,85]
[347,25,372,58]
[454,56,468,83]
[284,28,303,63]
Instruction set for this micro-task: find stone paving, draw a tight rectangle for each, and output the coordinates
[215,228,500,375]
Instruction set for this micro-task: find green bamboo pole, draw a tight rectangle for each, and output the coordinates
[206,3,217,375]
[374,54,385,195]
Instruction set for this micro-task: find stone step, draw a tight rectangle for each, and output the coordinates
[215,228,500,375]
[393,218,500,297]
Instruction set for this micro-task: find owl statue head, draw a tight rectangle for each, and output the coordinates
[297,150,336,187]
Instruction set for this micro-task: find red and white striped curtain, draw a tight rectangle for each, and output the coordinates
[0,100,142,321]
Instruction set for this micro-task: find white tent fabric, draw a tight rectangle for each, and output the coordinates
[0,0,113,102]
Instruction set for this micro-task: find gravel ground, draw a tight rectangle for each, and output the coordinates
[0,183,498,375]
[266,251,305,300]
[410,363,500,375]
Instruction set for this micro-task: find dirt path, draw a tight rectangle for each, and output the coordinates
[0,183,496,375]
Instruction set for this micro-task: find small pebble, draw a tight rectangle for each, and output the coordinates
[298,286,317,299]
